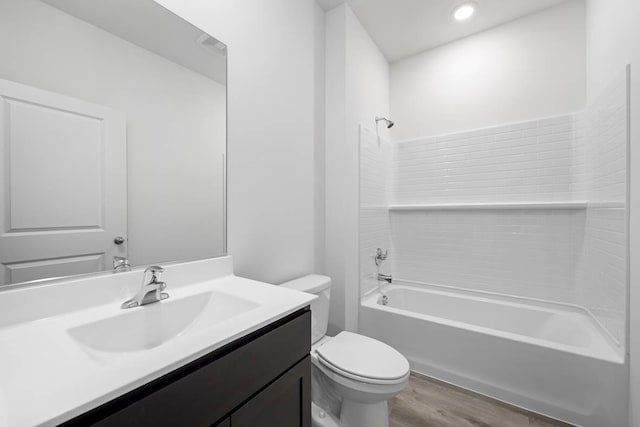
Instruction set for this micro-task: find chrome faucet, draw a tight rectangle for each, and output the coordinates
[113,256,131,273]
[121,266,169,309]
[377,273,392,284]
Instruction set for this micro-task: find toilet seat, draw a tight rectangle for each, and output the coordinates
[315,332,410,385]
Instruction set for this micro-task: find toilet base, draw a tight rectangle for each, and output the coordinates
[312,400,389,427]
[340,399,389,427]
[312,402,339,427]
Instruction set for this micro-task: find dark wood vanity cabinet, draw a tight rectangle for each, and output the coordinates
[62,308,311,427]
[225,356,311,427]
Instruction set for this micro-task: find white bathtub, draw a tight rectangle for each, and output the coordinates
[360,282,627,427]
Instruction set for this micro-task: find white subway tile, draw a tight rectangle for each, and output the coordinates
[360,74,628,350]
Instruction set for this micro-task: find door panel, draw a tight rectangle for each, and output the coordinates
[3,254,104,284]
[0,79,126,286]
[8,98,104,229]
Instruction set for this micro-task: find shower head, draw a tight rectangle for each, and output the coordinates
[376,116,394,129]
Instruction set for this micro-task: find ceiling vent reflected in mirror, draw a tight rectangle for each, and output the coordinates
[197,33,227,57]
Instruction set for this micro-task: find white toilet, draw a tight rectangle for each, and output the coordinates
[281,275,409,427]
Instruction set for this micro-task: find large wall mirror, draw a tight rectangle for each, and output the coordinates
[0,0,227,287]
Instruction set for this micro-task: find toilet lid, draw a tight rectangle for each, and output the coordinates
[315,332,409,382]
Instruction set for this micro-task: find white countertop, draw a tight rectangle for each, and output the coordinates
[0,256,315,427]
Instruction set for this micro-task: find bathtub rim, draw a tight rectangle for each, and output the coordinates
[360,280,623,364]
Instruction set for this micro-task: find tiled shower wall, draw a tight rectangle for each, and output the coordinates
[359,126,392,297]
[389,115,587,304]
[390,209,585,303]
[358,71,628,351]
[574,70,628,347]
[391,115,586,205]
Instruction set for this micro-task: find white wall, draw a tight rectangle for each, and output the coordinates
[157,0,323,284]
[390,0,586,140]
[325,4,389,333]
[633,41,640,427]
[585,0,640,424]
[325,5,348,332]
[583,1,640,424]
[585,0,636,101]
[314,4,327,274]
[0,0,226,268]
[633,29,640,427]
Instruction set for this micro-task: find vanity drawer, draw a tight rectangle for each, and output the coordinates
[231,356,311,427]
[63,308,311,427]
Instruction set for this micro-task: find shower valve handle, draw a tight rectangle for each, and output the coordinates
[375,248,388,266]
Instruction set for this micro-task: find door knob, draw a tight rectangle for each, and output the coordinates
[114,236,126,245]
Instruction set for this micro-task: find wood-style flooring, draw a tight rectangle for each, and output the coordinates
[388,372,574,427]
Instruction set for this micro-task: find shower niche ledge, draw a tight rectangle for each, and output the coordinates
[388,201,589,211]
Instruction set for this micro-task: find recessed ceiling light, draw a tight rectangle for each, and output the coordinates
[452,2,477,21]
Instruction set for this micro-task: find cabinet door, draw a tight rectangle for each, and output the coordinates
[231,357,311,427]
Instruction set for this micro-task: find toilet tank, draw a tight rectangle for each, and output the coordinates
[280,275,331,344]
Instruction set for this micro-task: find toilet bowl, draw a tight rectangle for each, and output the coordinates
[311,332,409,427]
[280,275,409,427]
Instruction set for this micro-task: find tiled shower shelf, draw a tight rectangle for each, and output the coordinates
[388,201,589,211]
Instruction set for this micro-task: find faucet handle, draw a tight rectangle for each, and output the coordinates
[374,248,388,266]
[143,265,164,283]
[144,265,164,274]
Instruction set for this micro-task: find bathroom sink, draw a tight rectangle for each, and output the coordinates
[68,291,259,353]
[0,256,318,427]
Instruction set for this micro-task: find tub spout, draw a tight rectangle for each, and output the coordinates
[377,273,392,284]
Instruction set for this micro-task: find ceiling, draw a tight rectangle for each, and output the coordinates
[42,0,226,84]
[316,0,572,62]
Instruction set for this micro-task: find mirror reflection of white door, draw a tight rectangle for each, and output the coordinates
[0,79,127,286]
